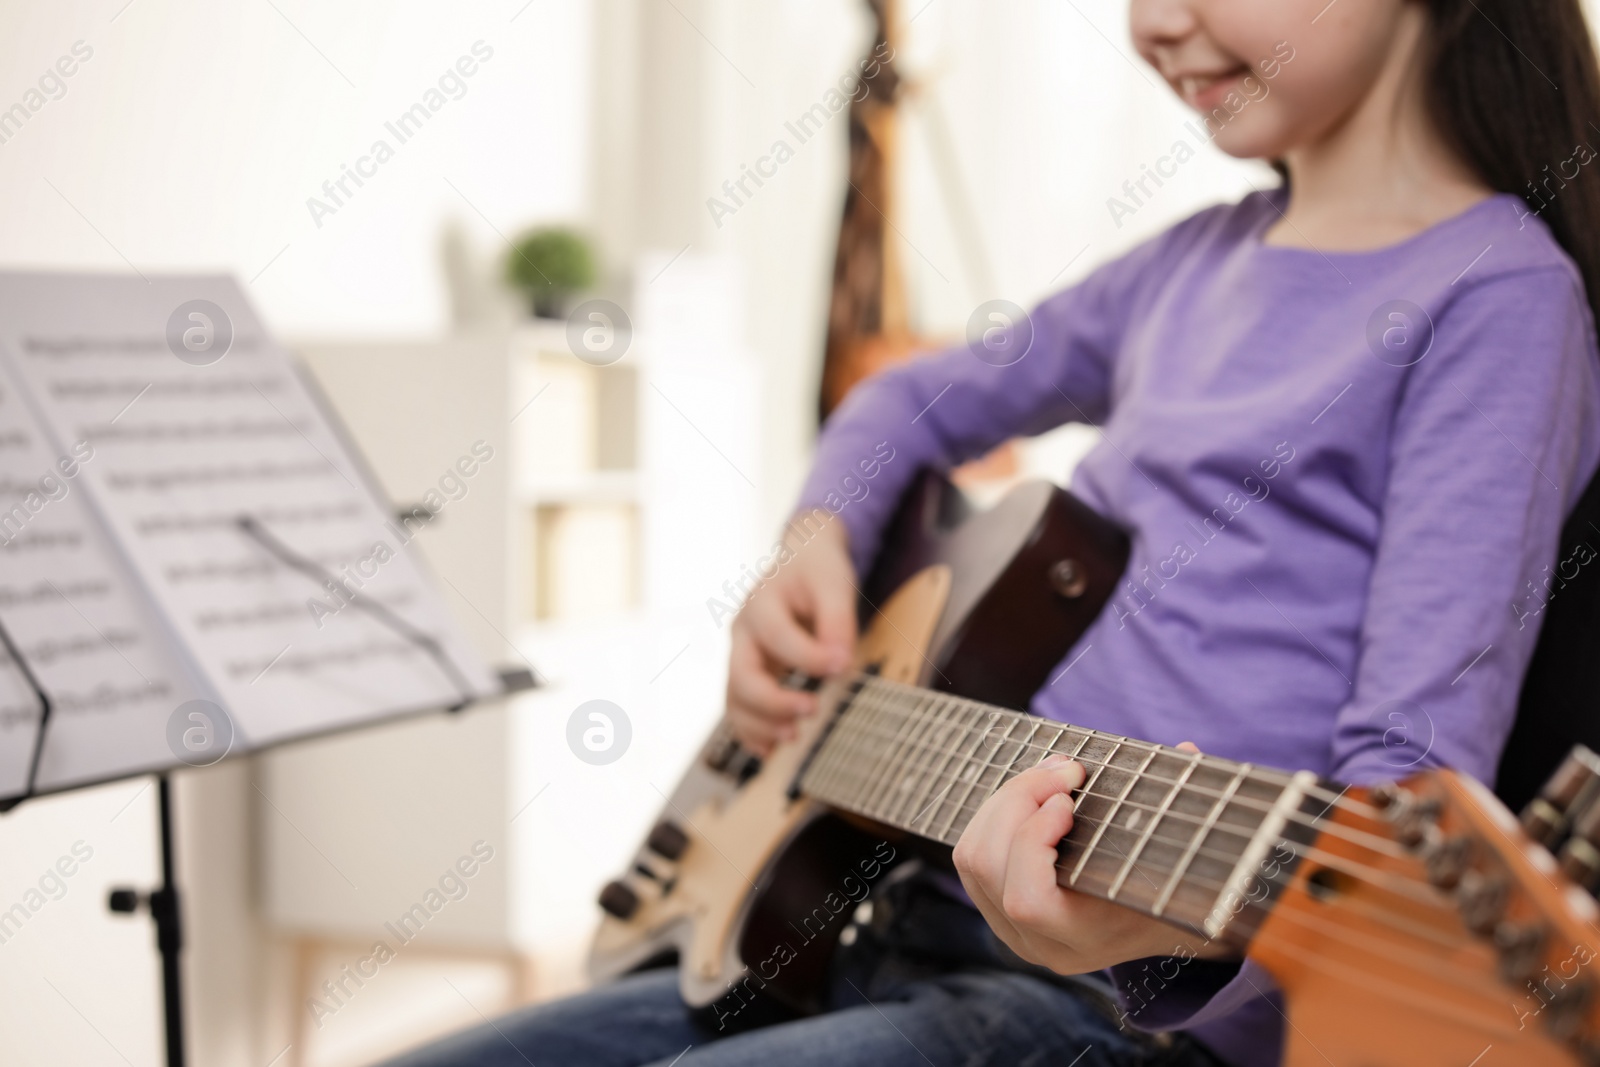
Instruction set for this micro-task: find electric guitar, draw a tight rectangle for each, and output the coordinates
[591,471,1600,1065]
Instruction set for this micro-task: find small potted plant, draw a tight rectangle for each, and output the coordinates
[505,227,597,320]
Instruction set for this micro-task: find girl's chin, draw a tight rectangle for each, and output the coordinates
[1206,122,1293,165]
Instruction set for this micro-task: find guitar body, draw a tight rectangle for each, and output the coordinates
[587,471,1129,1013]
[591,470,1600,1064]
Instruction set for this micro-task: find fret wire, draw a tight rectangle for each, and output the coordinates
[857,684,921,819]
[813,678,884,806]
[870,694,940,825]
[936,703,1014,841]
[1206,771,1317,939]
[1152,763,1251,917]
[1059,737,1122,888]
[816,677,1406,868]
[797,684,840,801]
[864,684,928,819]
[840,680,899,809]
[811,701,1265,847]
[851,681,907,811]
[826,680,1397,857]
[966,712,1022,822]
[1069,745,1158,887]
[1107,749,1201,901]
[889,692,956,829]
[819,726,1446,921]
[1008,717,1044,780]
[1038,722,1069,762]
[928,701,994,841]
[915,695,985,827]
[843,708,1258,837]
[851,675,1320,792]
[906,696,971,834]
[801,681,852,804]
[971,712,1038,827]
[801,699,1448,916]
[897,692,959,823]
[846,683,900,813]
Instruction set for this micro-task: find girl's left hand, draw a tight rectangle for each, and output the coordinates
[953,750,1238,975]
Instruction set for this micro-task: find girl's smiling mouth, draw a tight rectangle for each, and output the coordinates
[1175,65,1254,111]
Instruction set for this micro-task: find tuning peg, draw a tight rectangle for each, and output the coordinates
[1393,797,1442,850]
[1562,840,1600,894]
[1493,920,1548,984]
[1523,746,1600,851]
[1370,781,1404,810]
[1457,870,1509,935]
[1420,833,1470,889]
[1546,979,1595,1042]
[1559,779,1600,895]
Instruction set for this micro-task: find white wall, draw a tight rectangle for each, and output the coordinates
[0,0,589,336]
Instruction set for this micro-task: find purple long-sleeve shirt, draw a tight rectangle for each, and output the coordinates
[794,189,1600,1066]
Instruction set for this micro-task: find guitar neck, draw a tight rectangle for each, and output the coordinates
[796,673,1325,941]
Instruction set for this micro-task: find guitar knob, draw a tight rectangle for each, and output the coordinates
[1523,746,1600,850]
[598,880,640,920]
[647,821,690,861]
[1048,559,1088,599]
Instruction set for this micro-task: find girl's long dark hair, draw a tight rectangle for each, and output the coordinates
[1426,0,1600,317]
[1459,2,1600,808]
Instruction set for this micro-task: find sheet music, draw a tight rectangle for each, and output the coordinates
[0,354,211,795]
[0,273,499,792]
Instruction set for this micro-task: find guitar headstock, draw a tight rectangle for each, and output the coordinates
[1249,766,1600,1066]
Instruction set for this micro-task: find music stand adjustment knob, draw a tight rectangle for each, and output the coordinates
[647,821,690,861]
[598,880,641,920]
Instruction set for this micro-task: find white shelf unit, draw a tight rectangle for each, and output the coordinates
[510,321,642,626]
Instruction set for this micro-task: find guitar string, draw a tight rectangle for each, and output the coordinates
[1200,895,1528,1009]
[812,700,1412,862]
[828,677,1414,858]
[805,705,1459,906]
[844,673,1385,817]
[818,733,1455,908]
[802,711,1455,916]
[850,673,1385,818]
[807,713,1519,997]
[810,766,1454,912]
[768,692,1541,1008]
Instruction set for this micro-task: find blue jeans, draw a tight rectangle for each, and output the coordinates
[384,874,1227,1067]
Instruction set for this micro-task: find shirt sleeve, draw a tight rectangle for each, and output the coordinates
[1330,266,1600,786]
[793,225,1186,577]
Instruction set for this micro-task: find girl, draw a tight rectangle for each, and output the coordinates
[389,0,1600,1064]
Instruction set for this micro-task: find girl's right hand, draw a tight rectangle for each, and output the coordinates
[725,512,858,755]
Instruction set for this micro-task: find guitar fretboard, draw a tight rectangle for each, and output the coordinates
[797,674,1322,939]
